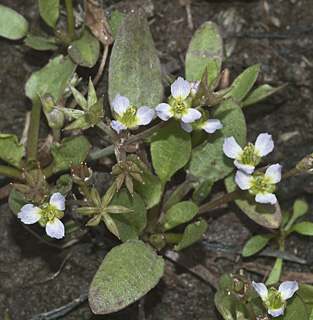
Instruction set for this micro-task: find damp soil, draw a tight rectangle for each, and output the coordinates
[1,0,313,319]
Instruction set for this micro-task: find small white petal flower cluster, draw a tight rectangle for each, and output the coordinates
[252,280,298,317]
[18,193,66,239]
[223,133,282,204]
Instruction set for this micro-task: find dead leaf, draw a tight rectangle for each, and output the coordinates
[84,0,113,45]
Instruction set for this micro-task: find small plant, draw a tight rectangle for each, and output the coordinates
[0,0,313,318]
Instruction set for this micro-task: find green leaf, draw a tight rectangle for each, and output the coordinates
[185,21,223,85]
[0,5,28,40]
[285,198,310,230]
[151,121,191,186]
[108,7,163,109]
[289,222,313,236]
[24,36,58,51]
[68,33,100,68]
[174,220,208,251]
[0,134,25,168]
[297,284,313,317]
[225,172,282,229]
[276,294,308,320]
[224,64,260,102]
[162,201,198,231]
[192,179,213,202]
[38,0,60,28]
[242,234,275,257]
[266,257,282,285]
[242,83,288,107]
[51,136,91,172]
[25,55,76,106]
[188,98,246,186]
[280,210,290,229]
[9,189,29,215]
[214,290,236,320]
[110,190,147,242]
[127,155,162,209]
[108,12,126,39]
[52,174,72,196]
[89,240,164,314]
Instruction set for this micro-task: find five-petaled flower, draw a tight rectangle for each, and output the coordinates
[156,77,201,124]
[235,164,282,204]
[111,93,155,134]
[180,107,223,134]
[223,133,274,174]
[18,193,66,239]
[252,280,298,317]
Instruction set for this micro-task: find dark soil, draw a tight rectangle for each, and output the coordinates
[1,0,313,319]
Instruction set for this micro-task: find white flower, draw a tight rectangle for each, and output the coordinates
[18,192,66,239]
[223,133,274,174]
[252,280,298,317]
[156,77,201,124]
[235,164,282,204]
[111,93,155,134]
[180,107,223,133]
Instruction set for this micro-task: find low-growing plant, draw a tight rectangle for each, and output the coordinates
[0,0,313,318]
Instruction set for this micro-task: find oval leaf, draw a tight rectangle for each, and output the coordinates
[89,240,164,314]
[24,36,58,51]
[108,12,126,39]
[151,121,191,186]
[297,284,313,317]
[68,33,100,68]
[9,189,29,215]
[188,98,246,186]
[25,55,76,105]
[242,234,275,257]
[0,134,25,168]
[0,5,28,40]
[225,64,260,102]
[110,190,147,242]
[266,257,282,285]
[174,220,208,252]
[225,172,282,228]
[162,201,198,231]
[276,294,308,320]
[51,136,91,172]
[127,155,162,209]
[242,83,288,107]
[185,21,223,85]
[108,7,163,109]
[38,0,60,29]
[290,222,313,236]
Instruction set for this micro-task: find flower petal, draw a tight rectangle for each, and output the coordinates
[201,119,223,133]
[265,164,282,184]
[50,192,65,211]
[255,133,274,157]
[46,218,65,239]
[171,77,191,100]
[252,281,268,301]
[278,281,299,300]
[18,204,42,224]
[112,93,129,116]
[136,106,155,125]
[235,170,253,190]
[268,306,285,317]
[156,103,174,121]
[234,160,255,174]
[111,120,128,134]
[255,192,277,204]
[181,121,193,132]
[181,108,201,123]
[223,137,243,159]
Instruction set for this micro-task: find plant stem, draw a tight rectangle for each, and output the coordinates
[79,183,91,200]
[125,119,171,145]
[64,0,76,39]
[85,145,115,162]
[0,165,22,180]
[96,121,117,140]
[26,100,41,162]
[52,128,61,142]
[282,167,299,180]
[197,189,245,214]
[92,45,109,87]
[245,302,256,320]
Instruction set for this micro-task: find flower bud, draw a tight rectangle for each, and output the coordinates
[296,153,313,174]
